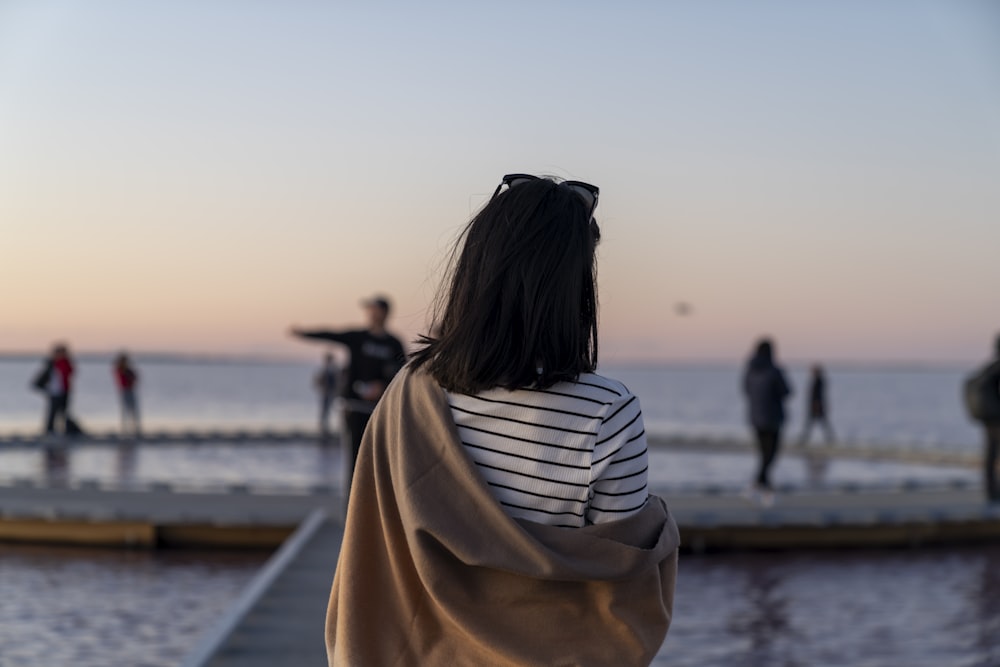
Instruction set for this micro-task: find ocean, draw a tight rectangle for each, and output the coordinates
[0,356,985,448]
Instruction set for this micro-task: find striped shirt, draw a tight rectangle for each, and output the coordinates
[447,373,649,528]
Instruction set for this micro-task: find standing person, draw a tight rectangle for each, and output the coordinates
[36,344,75,435]
[113,352,141,437]
[743,338,791,502]
[964,334,1000,502]
[290,296,406,494]
[326,175,679,666]
[314,352,339,437]
[798,364,835,445]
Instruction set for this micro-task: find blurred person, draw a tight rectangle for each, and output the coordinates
[314,352,339,437]
[326,174,679,665]
[290,296,406,498]
[33,343,77,436]
[743,338,792,503]
[113,352,141,437]
[798,364,835,445]
[964,334,1000,501]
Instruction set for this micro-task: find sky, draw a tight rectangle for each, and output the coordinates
[1,1,998,364]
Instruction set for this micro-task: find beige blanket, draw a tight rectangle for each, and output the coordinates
[327,367,679,666]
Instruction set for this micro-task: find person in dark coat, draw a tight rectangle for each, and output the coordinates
[743,338,792,497]
[967,334,1000,501]
[798,364,835,445]
[34,343,76,435]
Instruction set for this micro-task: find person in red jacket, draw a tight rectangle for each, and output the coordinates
[43,344,75,435]
[113,352,141,437]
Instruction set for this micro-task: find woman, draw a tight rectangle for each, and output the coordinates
[743,338,792,500]
[327,175,679,666]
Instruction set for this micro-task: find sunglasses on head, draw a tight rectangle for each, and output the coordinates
[490,173,600,220]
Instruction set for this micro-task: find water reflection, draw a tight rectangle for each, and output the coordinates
[975,557,1000,665]
[42,445,69,486]
[115,442,137,485]
[802,451,830,487]
[727,563,800,667]
[316,438,340,486]
[0,442,977,490]
[668,548,1000,667]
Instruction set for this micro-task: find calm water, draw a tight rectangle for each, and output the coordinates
[0,357,984,448]
[0,544,267,667]
[667,546,1000,667]
[3,542,999,667]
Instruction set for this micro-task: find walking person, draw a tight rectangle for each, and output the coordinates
[314,353,339,438]
[34,343,76,436]
[743,338,791,503]
[963,333,1000,502]
[798,364,835,445]
[113,352,141,437]
[290,296,406,500]
[326,174,679,666]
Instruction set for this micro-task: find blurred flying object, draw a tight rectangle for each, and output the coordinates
[675,302,693,316]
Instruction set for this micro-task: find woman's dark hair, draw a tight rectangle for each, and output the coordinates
[410,177,601,394]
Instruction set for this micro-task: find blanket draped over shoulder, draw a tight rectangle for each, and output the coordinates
[326,367,680,667]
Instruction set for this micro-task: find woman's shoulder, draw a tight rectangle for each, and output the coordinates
[562,372,635,401]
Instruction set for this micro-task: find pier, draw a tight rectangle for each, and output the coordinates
[0,428,991,551]
[0,430,995,665]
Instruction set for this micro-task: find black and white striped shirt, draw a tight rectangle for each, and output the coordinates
[447,373,649,528]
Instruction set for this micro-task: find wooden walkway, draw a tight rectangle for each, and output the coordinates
[182,510,338,667]
[668,486,1000,550]
[0,483,340,548]
[4,476,997,550]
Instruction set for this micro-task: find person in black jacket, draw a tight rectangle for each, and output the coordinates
[290,296,406,502]
[968,334,1000,501]
[743,338,792,500]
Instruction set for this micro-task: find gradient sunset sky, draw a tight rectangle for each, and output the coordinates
[2,1,998,363]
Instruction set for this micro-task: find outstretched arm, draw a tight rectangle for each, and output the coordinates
[289,327,352,344]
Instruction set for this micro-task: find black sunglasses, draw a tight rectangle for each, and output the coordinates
[490,173,600,220]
